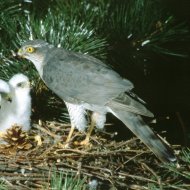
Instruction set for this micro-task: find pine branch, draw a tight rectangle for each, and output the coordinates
[103,0,190,59]
[0,0,108,122]
[0,0,189,121]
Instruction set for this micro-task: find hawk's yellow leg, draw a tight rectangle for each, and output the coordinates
[80,118,95,146]
[66,124,75,143]
[58,124,75,148]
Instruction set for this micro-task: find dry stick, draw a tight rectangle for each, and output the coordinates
[25,181,46,188]
[37,139,79,158]
[33,124,61,140]
[37,148,54,158]
[0,176,47,181]
[129,184,149,190]
[115,152,145,171]
[141,162,163,190]
[85,134,104,146]
[83,165,113,176]
[54,161,105,178]
[0,177,14,187]
[0,172,48,178]
[24,145,42,157]
[55,158,132,187]
[54,147,145,157]
[46,121,72,127]
[51,151,140,160]
[167,185,189,190]
[15,182,32,190]
[119,171,158,184]
[81,169,116,187]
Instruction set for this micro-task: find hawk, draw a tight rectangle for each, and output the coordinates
[18,39,176,162]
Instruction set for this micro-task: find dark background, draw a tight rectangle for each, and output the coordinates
[105,0,190,146]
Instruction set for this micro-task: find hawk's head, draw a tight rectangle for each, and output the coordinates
[18,39,51,62]
[18,39,54,76]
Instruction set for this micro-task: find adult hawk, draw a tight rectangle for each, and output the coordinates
[18,39,176,162]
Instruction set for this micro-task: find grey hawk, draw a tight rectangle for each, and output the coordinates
[18,39,176,162]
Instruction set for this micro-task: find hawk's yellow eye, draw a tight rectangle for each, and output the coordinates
[26,47,35,53]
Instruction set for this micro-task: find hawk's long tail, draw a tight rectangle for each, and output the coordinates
[108,106,176,162]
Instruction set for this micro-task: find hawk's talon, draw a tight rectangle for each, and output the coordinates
[57,142,71,149]
[79,139,90,146]
[73,139,92,147]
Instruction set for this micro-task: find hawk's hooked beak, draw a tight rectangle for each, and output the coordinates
[17,49,25,58]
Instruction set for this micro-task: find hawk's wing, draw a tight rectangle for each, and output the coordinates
[43,48,152,117]
[43,48,133,105]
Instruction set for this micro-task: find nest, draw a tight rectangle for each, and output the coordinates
[0,121,188,190]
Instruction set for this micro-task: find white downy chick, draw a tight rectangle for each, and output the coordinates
[0,79,11,109]
[0,79,12,130]
[0,74,32,133]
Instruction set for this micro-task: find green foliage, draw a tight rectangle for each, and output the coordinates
[50,171,86,190]
[0,0,108,121]
[101,0,189,66]
[0,178,8,190]
[151,148,190,190]
[0,0,189,121]
[0,1,21,53]
[180,148,190,163]
[165,150,190,180]
[0,0,108,58]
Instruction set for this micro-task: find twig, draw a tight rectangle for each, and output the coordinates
[142,163,163,190]
[33,124,61,140]
[119,172,158,183]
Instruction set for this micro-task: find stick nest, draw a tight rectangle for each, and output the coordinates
[0,122,188,190]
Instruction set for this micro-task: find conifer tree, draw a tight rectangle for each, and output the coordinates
[0,0,189,121]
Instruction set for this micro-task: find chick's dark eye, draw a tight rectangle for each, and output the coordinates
[17,82,23,87]
[26,47,35,53]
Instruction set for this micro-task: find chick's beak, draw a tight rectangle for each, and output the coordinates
[4,94,12,102]
[24,81,31,88]
[27,81,31,88]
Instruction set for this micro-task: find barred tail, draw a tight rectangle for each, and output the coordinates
[109,106,176,162]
